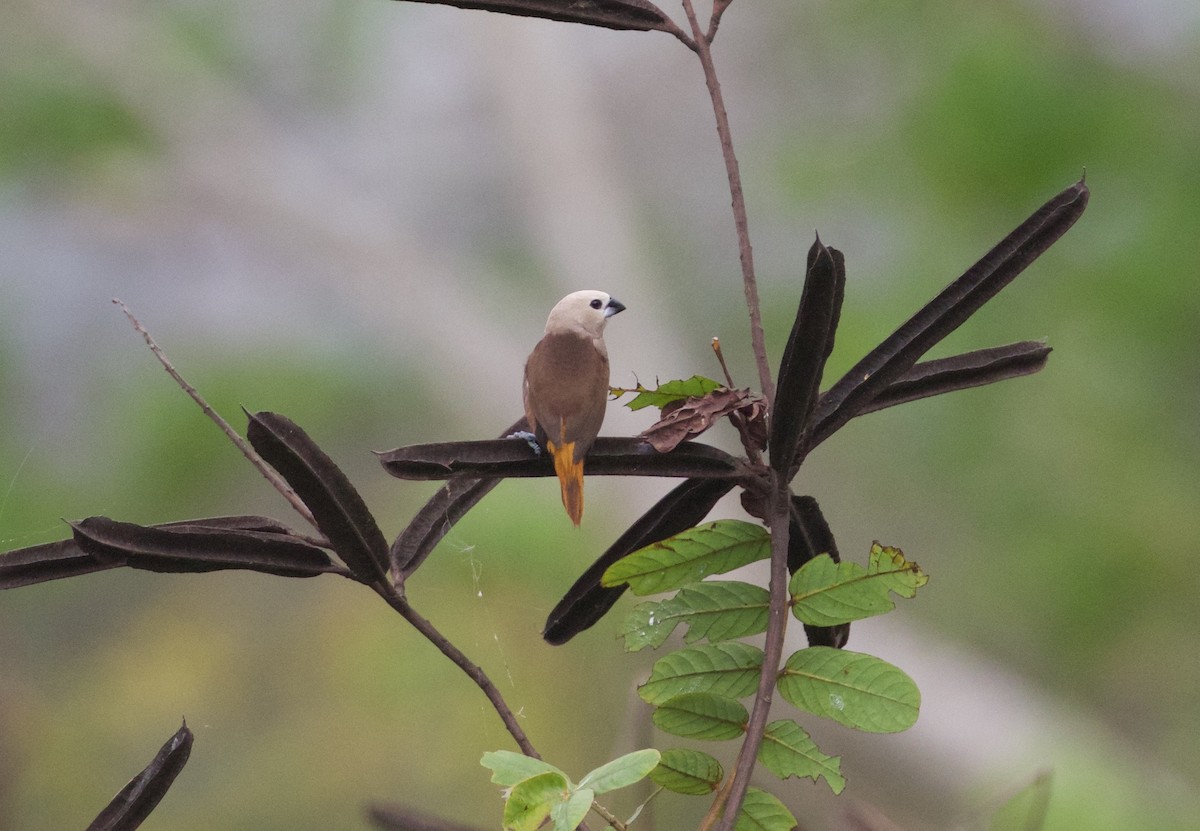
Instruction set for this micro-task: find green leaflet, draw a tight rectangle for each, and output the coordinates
[734,787,797,831]
[638,642,763,705]
[603,520,770,596]
[790,543,927,626]
[576,749,661,794]
[649,748,723,795]
[550,788,593,831]
[480,750,566,786]
[622,580,770,651]
[757,719,845,794]
[777,647,920,733]
[484,748,659,831]
[619,375,722,411]
[652,692,748,740]
[502,771,567,831]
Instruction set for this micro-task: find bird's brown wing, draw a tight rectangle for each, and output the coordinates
[523,332,610,461]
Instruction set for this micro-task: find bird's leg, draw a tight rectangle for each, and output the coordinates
[507,430,542,456]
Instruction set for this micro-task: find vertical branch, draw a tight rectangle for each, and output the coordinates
[714,475,792,831]
[681,0,776,407]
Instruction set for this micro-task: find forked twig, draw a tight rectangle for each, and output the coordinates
[113,299,319,530]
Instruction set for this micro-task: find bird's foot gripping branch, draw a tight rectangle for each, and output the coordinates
[2,179,1088,830]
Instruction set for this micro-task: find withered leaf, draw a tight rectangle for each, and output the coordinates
[639,387,767,453]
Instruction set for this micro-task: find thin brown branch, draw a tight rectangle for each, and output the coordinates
[113,299,320,531]
[705,0,733,41]
[590,800,626,830]
[713,473,792,831]
[711,337,736,387]
[681,1,775,408]
[698,773,734,831]
[376,585,541,759]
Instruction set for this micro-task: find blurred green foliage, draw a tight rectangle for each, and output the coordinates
[2,0,1199,829]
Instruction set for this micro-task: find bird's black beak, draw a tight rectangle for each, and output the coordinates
[605,297,626,318]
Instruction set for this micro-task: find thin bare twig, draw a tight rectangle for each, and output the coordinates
[697,772,734,831]
[376,584,541,758]
[590,800,626,830]
[113,299,320,531]
[711,337,736,387]
[705,0,733,42]
[680,0,776,408]
[661,13,698,51]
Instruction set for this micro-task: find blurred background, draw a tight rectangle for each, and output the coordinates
[2,0,1198,828]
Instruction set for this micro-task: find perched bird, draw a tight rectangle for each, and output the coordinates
[522,290,626,525]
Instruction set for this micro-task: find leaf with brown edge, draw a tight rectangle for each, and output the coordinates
[391,0,677,34]
[770,235,844,474]
[86,720,192,831]
[70,517,337,578]
[247,411,389,586]
[378,436,744,480]
[638,387,767,453]
[804,180,1088,463]
[1,516,306,589]
[614,375,722,411]
[543,477,734,645]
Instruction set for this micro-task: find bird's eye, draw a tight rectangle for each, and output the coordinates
[590,299,603,310]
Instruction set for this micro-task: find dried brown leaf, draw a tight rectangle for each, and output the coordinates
[639,387,767,453]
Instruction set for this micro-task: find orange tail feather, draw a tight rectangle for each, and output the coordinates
[547,440,585,525]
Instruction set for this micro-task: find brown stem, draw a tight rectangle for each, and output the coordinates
[113,299,320,531]
[713,473,792,831]
[697,772,734,831]
[681,1,776,408]
[377,585,541,758]
[706,0,733,41]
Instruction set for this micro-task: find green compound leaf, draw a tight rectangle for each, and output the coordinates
[639,642,764,705]
[602,520,770,596]
[577,749,661,795]
[734,787,798,831]
[622,580,770,651]
[502,771,568,831]
[777,647,920,733]
[652,692,748,740]
[617,375,722,411]
[757,719,845,794]
[790,544,928,627]
[550,787,593,831]
[649,749,723,795]
[481,750,566,786]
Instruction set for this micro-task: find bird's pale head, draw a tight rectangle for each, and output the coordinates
[544,290,626,338]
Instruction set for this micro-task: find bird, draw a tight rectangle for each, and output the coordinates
[522,290,626,525]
